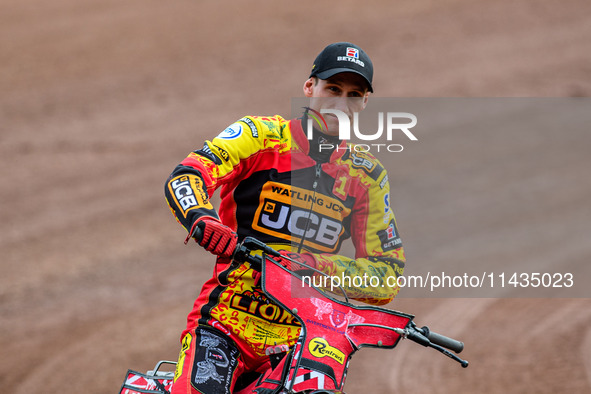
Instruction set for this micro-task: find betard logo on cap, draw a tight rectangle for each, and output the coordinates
[346,47,359,58]
[337,47,364,67]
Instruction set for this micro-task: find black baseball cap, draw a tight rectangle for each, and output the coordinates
[309,42,374,92]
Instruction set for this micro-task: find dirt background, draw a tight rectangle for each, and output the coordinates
[1,0,590,393]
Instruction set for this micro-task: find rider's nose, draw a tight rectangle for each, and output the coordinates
[333,97,351,117]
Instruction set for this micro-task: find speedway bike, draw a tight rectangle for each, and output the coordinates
[119,235,468,394]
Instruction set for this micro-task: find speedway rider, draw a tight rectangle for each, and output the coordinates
[165,42,406,394]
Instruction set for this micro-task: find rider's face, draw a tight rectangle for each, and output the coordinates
[303,73,370,136]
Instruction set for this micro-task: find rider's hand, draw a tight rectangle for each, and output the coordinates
[191,218,238,258]
[274,250,317,272]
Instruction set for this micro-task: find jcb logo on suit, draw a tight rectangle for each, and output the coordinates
[252,182,350,252]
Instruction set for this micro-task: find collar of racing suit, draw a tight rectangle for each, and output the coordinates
[291,114,348,164]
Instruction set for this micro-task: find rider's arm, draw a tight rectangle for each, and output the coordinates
[164,116,269,237]
[306,161,406,305]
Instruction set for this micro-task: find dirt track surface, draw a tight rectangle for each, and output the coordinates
[1,1,590,393]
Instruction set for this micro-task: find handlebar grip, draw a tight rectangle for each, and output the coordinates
[424,328,464,353]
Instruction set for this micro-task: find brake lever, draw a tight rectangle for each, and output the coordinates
[232,237,282,271]
[393,326,469,368]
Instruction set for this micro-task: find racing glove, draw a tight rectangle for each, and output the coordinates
[188,218,238,258]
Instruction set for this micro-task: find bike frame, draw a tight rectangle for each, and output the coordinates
[119,236,467,394]
[234,247,413,393]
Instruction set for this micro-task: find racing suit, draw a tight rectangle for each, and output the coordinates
[165,114,405,392]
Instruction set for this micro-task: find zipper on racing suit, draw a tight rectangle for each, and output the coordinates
[296,162,322,253]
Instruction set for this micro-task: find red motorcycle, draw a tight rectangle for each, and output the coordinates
[119,236,468,394]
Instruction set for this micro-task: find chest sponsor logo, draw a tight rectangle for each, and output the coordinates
[253,182,350,252]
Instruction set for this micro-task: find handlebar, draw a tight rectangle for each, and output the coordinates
[421,325,465,354]
[192,227,469,367]
[394,322,468,368]
[233,236,282,270]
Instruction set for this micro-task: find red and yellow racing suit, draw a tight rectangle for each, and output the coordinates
[165,115,405,369]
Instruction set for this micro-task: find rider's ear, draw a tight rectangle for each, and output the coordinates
[303,78,315,97]
[361,93,369,110]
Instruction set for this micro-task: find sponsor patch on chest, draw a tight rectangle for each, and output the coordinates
[252,182,351,252]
